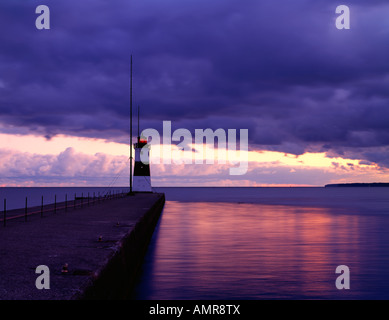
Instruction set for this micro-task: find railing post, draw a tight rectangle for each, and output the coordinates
[25,197,27,222]
[65,194,67,212]
[54,195,57,214]
[41,196,43,218]
[74,193,76,209]
[88,192,90,206]
[3,199,6,227]
[81,192,83,208]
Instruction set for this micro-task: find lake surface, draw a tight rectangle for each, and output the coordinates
[2,186,389,299]
[0,187,129,211]
[134,187,389,299]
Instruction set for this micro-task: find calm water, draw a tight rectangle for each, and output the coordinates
[0,187,129,211]
[134,187,389,299]
[2,186,389,299]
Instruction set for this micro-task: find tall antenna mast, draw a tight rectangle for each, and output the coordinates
[129,55,133,194]
[138,105,140,138]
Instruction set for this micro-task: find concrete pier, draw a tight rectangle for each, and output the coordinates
[0,192,165,300]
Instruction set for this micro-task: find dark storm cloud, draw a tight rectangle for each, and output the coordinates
[1,0,389,166]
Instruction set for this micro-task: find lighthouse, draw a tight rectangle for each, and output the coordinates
[129,56,152,193]
[133,134,152,192]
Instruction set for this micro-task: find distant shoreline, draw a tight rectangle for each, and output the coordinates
[325,183,389,187]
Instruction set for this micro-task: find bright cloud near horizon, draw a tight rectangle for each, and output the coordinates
[1,0,389,187]
[0,131,388,187]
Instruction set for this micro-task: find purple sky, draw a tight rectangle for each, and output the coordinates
[1,0,389,186]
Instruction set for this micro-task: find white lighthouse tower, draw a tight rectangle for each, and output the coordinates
[133,134,152,192]
[129,56,152,193]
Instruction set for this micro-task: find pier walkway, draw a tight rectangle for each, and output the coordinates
[0,192,165,300]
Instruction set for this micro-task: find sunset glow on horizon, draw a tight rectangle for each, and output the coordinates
[1,131,388,187]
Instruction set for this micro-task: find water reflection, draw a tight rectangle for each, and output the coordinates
[134,201,389,299]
